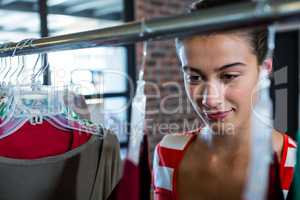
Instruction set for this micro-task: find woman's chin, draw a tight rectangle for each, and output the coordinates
[209,120,236,136]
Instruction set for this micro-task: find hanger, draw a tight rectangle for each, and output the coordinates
[243,24,275,200]
[128,19,149,164]
[0,40,102,139]
[0,40,34,138]
[0,40,27,121]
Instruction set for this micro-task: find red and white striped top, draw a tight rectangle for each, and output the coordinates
[153,132,297,200]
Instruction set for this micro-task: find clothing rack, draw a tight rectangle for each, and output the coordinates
[0,0,300,57]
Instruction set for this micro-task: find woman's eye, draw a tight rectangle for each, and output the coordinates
[221,74,239,82]
[186,75,203,83]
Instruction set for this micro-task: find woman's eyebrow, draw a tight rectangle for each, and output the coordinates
[217,62,246,71]
[182,63,245,74]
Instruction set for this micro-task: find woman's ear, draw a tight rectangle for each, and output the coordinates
[262,58,273,75]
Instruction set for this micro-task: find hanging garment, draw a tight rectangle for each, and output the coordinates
[295,130,300,200]
[108,135,151,200]
[0,130,122,200]
[0,119,91,159]
[286,130,300,200]
[153,132,296,200]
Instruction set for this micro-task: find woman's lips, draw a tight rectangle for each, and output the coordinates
[205,109,232,121]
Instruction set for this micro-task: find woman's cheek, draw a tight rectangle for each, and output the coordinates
[226,86,253,110]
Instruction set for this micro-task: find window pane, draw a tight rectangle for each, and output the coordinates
[86,96,128,143]
[48,14,123,36]
[0,10,40,42]
[103,97,128,143]
[48,47,127,94]
[86,97,128,142]
[47,0,127,95]
[47,0,124,36]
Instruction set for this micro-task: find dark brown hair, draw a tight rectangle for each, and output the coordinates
[176,0,269,65]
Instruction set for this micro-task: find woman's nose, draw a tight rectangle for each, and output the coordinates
[201,82,223,109]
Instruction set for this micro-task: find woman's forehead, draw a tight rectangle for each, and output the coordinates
[184,34,253,57]
[183,32,249,47]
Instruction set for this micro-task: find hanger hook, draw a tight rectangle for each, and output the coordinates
[1,42,12,83]
[31,53,42,84]
[139,18,151,81]
[0,42,9,77]
[0,58,7,83]
[16,56,25,84]
[2,49,14,82]
[267,25,275,59]
[32,53,49,83]
[139,41,148,81]
[254,0,271,14]
[139,18,152,37]
[0,49,4,75]
[7,39,28,84]
[8,58,18,84]
[15,39,34,84]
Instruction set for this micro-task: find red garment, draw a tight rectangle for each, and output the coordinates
[108,135,151,200]
[0,120,91,159]
[153,132,297,200]
[109,160,140,200]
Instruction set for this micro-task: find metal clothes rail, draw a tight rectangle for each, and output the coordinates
[0,0,300,57]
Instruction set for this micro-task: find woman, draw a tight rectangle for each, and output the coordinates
[153,0,297,199]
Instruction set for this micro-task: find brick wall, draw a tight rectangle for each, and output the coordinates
[134,0,200,160]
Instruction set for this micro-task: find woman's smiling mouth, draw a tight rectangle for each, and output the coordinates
[205,109,233,121]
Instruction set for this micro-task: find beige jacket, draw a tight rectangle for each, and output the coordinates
[0,130,122,200]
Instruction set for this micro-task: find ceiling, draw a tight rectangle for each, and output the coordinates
[0,0,123,19]
[0,0,124,41]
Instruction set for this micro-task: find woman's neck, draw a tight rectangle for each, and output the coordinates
[198,123,251,155]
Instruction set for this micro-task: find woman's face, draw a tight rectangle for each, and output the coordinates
[178,33,260,134]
